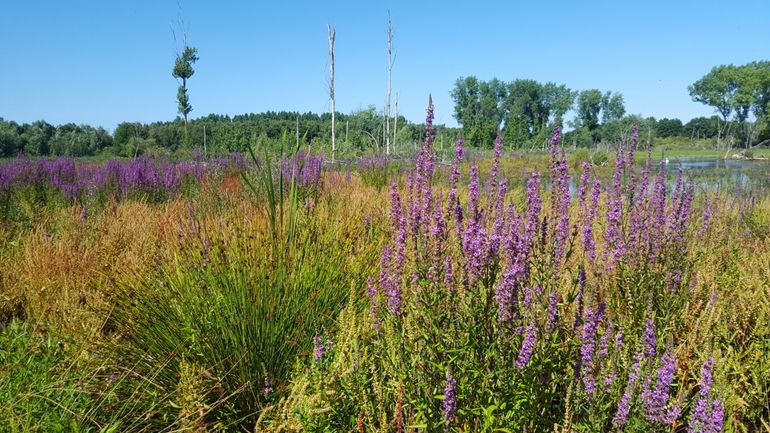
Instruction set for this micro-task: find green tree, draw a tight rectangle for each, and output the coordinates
[683,116,719,139]
[576,89,603,132]
[450,76,504,146]
[0,119,22,157]
[656,118,684,138]
[543,83,576,123]
[601,91,626,123]
[172,44,199,133]
[688,64,743,146]
[22,120,55,156]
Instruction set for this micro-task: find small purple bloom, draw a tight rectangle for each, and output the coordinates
[443,370,457,426]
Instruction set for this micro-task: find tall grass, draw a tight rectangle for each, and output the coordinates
[97,144,379,429]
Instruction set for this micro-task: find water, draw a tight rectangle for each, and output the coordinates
[561,157,770,196]
[659,157,770,194]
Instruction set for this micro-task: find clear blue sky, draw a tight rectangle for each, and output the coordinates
[1,1,769,131]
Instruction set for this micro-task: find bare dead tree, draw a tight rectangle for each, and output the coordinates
[385,12,393,155]
[328,25,336,162]
[393,92,398,154]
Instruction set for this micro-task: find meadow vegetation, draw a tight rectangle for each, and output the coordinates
[0,103,769,432]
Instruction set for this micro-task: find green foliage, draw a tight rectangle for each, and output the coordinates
[0,120,22,157]
[0,321,90,432]
[451,77,577,148]
[689,61,770,147]
[576,89,604,132]
[656,118,684,138]
[172,46,199,123]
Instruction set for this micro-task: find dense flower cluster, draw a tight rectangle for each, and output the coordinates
[310,101,722,432]
[0,153,246,201]
[281,148,323,189]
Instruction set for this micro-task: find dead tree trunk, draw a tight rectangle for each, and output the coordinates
[328,25,336,162]
[393,92,399,155]
[385,13,393,156]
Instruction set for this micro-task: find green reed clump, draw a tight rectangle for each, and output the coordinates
[101,146,377,430]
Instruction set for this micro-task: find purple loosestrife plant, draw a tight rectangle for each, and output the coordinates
[549,123,571,271]
[580,303,605,398]
[650,159,668,260]
[699,198,712,237]
[390,182,407,274]
[546,290,559,332]
[523,172,542,249]
[262,375,274,395]
[463,165,489,285]
[583,175,601,262]
[613,350,644,427]
[447,134,465,235]
[605,146,626,269]
[626,122,639,198]
[488,132,503,196]
[515,322,537,369]
[688,358,724,433]
[443,370,457,428]
[378,245,401,316]
[641,350,678,424]
[644,318,657,359]
[313,334,325,363]
[489,179,508,257]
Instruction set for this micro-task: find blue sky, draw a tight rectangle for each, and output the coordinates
[1,1,769,131]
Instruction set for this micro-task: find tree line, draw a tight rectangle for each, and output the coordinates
[450,77,627,148]
[0,110,744,159]
[451,61,770,149]
[0,119,112,158]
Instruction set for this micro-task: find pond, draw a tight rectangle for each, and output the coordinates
[658,157,770,194]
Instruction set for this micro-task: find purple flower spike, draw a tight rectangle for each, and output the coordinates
[515,322,537,369]
[443,370,457,427]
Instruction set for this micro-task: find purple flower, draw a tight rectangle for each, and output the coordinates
[580,304,604,397]
[642,350,677,423]
[644,318,657,359]
[699,199,712,237]
[390,182,407,274]
[462,165,489,285]
[515,322,537,368]
[599,322,614,358]
[443,370,457,426]
[488,133,503,195]
[262,375,274,395]
[688,358,723,433]
[613,351,643,427]
[379,245,401,316]
[313,334,325,363]
[577,162,592,213]
[583,176,601,262]
[605,145,626,269]
[548,123,570,271]
[546,291,559,332]
[626,122,639,196]
[524,172,542,248]
[447,134,465,234]
[650,159,668,260]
